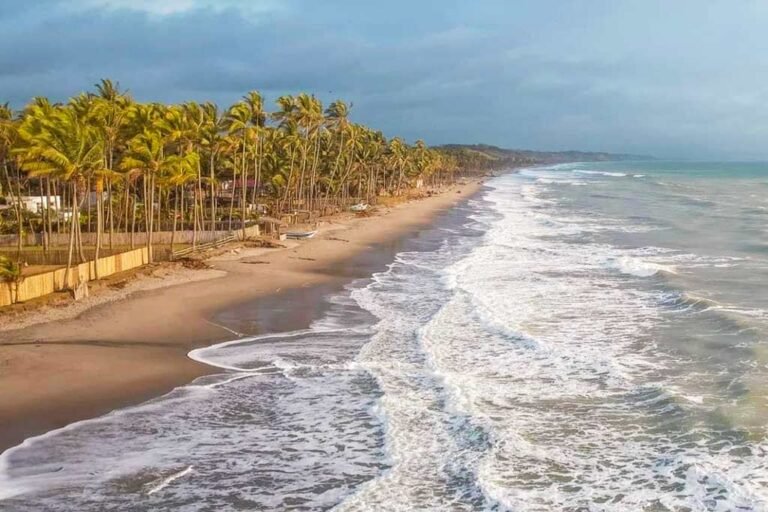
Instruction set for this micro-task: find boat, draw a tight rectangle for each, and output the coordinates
[285,230,317,240]
[350,203,369,212]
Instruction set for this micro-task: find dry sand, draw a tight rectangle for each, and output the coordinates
[0,181,484,452]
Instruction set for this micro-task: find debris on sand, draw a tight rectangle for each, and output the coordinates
[178,258,212,270]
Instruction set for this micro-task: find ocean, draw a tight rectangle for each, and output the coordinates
[2,161,768,511]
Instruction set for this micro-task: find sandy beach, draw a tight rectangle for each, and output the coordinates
[0,181,484,452]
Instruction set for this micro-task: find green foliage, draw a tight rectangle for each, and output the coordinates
[0,79,488,266]
[0,255,22,284]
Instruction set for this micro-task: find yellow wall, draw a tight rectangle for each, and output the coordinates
[1,247,149,307]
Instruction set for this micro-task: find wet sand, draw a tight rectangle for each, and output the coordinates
[0,181,484,452]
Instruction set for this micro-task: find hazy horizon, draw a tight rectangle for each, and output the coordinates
[4,1,768,160]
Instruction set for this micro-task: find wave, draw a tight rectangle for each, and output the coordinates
[571,169,647,179]
[660,291,767,339]
[340,236,494,509]
[473,175,768,508]
[188,327,356,372]
[574,170,628,177]
[660,291,723,313]
[0,277,389,510]
[535,177,588,186]
[603,255,677,277]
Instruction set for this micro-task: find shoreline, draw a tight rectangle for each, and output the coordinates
[0,180,487,453]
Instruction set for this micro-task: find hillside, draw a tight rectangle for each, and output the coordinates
[438,144,652,170]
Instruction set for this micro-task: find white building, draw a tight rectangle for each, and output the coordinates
[10,196,62,213]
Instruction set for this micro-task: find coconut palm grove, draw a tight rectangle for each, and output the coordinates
[0,80,501,273]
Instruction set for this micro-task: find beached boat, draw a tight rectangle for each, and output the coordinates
[350,203,370,212]
[285,230,317,240]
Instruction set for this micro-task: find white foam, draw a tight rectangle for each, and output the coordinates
[0,289,387,510]
[574,169,628,177]
[603,255,677,277]
[146,466,193,496]
[342,172,768,510]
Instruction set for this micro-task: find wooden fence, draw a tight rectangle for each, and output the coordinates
[170,234,236,260]
[0,229,244,247]
[0,224,261,264]
[0,248,125,266]
[0,247,149,307]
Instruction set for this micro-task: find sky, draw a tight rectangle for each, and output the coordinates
[2,0,768,159]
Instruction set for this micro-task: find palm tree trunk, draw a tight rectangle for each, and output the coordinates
[86,178,92,234]
[192,185,198,249]
[4,163,24,257]
[326,131,345,200]
[46,178,54,247]
[228,158,237,232]
[64,184,77,289]
[38,178,49,261]
[197,152,205,233]
[171,186,178,251]
[251,135,261,207]
[156,181,161,243]
[108,179,114,250]
[241,158,248,240]
[123,181,130,235]
[281,145,297,212]
[147,174,156,264]
[309,128,321,212]
[76,200,86,264]
[209,152,217,234]
[108,148,115,250]
[94,183,103,279]
[298,126,310,210]
[130,192,136,250]
[55,179,62,236]
[143,177,149,236]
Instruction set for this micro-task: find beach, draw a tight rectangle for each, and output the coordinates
[0,181,484,453]
[3,163,768,510]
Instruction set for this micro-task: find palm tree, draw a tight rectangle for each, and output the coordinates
[324,100,351,204]
[225,100,254,238]
[0,103,24,256]
[387,137,411,195]
[164,151,199,251]
[0,255,23,303]
[199,102,224,234]
[120,129,166,263]
[93,79,131,250]
[294,93,324,210]
[273,95,300,209]
[1,80,482,277]
[17,104,105,285]
[180,102,208,242]
[243,91,267,207]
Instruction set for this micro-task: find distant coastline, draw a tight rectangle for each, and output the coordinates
[439,143,654,166]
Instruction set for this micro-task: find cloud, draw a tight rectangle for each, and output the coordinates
[3,0,768,158]
[71,0,285,17]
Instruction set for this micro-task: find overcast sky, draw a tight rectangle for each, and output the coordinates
[3,1,768,159]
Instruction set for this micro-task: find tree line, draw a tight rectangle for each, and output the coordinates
[0,80,486,282]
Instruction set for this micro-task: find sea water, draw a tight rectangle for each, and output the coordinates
[2,161,768,511]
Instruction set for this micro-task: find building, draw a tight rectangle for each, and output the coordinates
[10,196,62,213]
